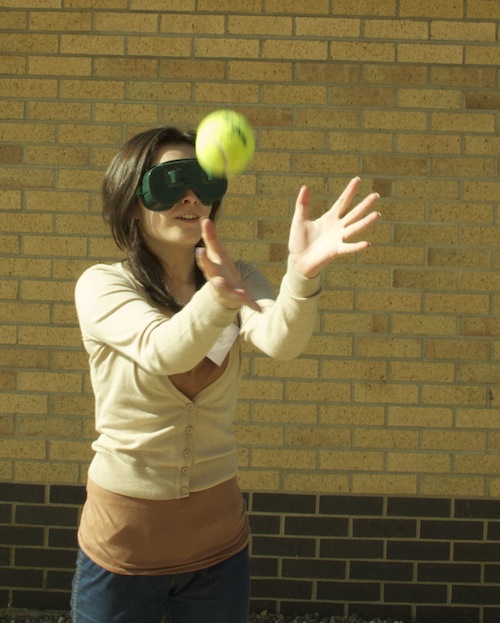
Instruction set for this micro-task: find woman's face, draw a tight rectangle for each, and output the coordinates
[134,143,213,257]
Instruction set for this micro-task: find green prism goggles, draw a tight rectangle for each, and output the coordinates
[136,158,228,211]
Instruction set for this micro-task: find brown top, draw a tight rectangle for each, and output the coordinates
[78,476,249,575]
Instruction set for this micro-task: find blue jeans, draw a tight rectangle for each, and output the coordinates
[70,548,250,623]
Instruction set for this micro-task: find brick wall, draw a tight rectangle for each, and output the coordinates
[1,0,499,619]
[2,482,500,623]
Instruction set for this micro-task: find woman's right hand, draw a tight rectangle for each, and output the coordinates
[195,217,261,312]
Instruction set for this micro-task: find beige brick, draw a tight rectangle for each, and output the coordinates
[387,406,453,428]
[329,131,393,153]
[419,475,484,497]
[0,371,15,390]
[197,0,259,11]
[0,122,55,143]
[131,0,194,9]
[367,19,429,39]
[464,181,500,202]
[20,280,74,302]
[0,326,17,345]
[18,326,81,348]
[455,455,500,474]
[227,15,291,36]
[365,110,427,131]
[322,311,388,335]
[0,55,26,75]
[320,405,385,426]
[294,153,359,176]
[17,371,83,394]
[466,44,500,65]
[460,317,500,338]
[465,135,500,157]
[0,277,19,298]
[388,452,451,473]
[57,168,105,191]
[428,248,492,270]
[0,258,51,279]
[296,107,360,130]
[227,61,290,83]
[320,450,384,471]
[461,271,499,293]
[467,0,500,18]
[364,64,428,85]
[355,428,419,449]
[1,393,47,415]
[392,269,456,292]
[331,0,396,15]
[323,359,387,381]
[94,103,158,124]
[286,381,351,403]
[0,9,27,29]
[234,425,284,446]
[195,38,259,59]
[355,336,421,359]
[399,88,462,110]
[432,112,496,133]
[458,363,500,385]
[287,426,351,448]
[195,83,259,104]
[252,448,316,470]
[392,313,457,336]
[49,440,93,461]
[60,34,125,55]
[399,0,463,18]
[284,472,349,494]
[251,402,318,424]
[15,461,79,484]
[94,11,158,32]
[426,339,489,361]
[331,41,395,62]
[391,361,454,383]
[0,439,46,459]
[0,145,22,164]
[29,55,92,76]
[57,123,122,145]
[29,11,92,31]
[237,470,280,492]
[352,473,417,495]
[253,358,319,379]
[432,66,496,88]
[52,395,93,417]
[421,384,487,406]
[432,20,496,42]
[296,17,360,37]
[0,77,57,99]
[25,191,90,212]
[23,236,87,257]
[428,202,493,223]
[265,0,329,13]
[397,133,461,154]
[1,33,58,53]
[17,415,81,437]
[0,302,50,323]
[399,43,463,64]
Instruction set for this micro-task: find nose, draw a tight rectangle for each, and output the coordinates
[180,187,199,204]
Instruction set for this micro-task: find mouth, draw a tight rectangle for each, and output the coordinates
[176,214,200,222]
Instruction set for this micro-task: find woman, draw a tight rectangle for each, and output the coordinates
[71,126,380,623]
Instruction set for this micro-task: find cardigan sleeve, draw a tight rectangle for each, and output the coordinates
[75,263,239,376]
[237,256,322,360]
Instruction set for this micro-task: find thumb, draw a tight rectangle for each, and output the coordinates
[291,185,310,226]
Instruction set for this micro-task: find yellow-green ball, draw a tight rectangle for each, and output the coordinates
[195,110,255,177]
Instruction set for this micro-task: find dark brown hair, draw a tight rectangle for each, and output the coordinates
[102,127,222,312]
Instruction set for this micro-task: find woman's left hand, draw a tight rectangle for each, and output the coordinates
[288,177,381,279]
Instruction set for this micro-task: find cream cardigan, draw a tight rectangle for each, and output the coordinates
[75,257,321,500]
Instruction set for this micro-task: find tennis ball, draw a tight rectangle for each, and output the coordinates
[195,109,255,177]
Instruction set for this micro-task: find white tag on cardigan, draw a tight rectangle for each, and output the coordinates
[207,323,239,366]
